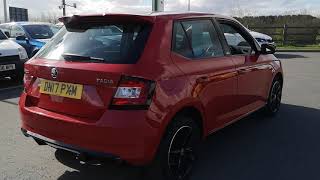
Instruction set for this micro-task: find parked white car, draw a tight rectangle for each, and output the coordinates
[223,26,276,50]
[249,30,276,48]
[0,29,28,81]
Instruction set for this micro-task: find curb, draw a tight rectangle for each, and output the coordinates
[277,49,320,52]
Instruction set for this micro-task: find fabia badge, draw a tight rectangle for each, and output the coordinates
[97,78,114,85]
[51,68,58,79]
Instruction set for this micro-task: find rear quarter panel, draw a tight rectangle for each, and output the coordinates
[139,18,206,143]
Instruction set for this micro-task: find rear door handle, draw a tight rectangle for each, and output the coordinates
[238,68,250,74]
[196,77,209,83]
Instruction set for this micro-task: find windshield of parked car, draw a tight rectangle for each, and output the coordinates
[0,30,8,40]
[50,25,60,34]
[36,23,152,64]
[23,24,57,39]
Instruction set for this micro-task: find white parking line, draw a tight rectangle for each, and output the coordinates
[1,100,18,106]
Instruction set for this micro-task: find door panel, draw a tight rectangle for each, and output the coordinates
[232,55,274,113]
[172,54,238,131]
[171,19,238,133]
[217,20,274,116]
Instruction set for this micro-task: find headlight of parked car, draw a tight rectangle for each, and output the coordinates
[18,47,28,60]
[256,38,267,43]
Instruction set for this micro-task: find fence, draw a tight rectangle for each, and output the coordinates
[248,25,320,46]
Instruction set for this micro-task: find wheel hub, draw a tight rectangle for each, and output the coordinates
[269,81,282,112]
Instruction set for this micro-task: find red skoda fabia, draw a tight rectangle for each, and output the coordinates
[19,12,283,180]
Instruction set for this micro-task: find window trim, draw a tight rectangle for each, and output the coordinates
[215,18,261,57]
[171,18,226,61]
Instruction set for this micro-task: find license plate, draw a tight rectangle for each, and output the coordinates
[0,64,15,72]
[39,79,83,100]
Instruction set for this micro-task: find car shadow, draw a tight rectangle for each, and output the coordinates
[193,104,320,180]
[0,78,23,103]
[0,88,22,102]
[275,53,307,59]
[55,104,320,180]
[55,150,143,180]
[0,78,22,88]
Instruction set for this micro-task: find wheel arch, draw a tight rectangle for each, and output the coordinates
[274,72,283,85]
[172,106,204,138]
[266,71,283,100]
[161,102,206,140]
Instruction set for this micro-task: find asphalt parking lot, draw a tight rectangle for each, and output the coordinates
[0,52,319,180]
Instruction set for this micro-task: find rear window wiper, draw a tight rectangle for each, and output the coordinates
[62,53,105,63]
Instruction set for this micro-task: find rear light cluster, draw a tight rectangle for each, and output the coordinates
[23,69,33,91]
[110,76,156,110]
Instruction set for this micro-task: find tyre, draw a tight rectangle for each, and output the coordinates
[11,73,24,83]
[144,116,201,180]
[265,77,283,116]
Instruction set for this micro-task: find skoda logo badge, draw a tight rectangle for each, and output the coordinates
[51,68,58,79]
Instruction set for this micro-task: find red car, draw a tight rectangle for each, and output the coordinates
[19,12,283,180]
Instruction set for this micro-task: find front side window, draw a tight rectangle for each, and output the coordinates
[0,25,11,36]
[219,22,254,55]
[37,23,151,64]
[0,30,8,40]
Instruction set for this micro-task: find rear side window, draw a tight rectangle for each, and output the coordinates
[37,23,152,64]
[173,20,224,59]
[173,23,193,58]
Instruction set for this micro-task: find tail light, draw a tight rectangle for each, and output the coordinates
[110,76,156,110]
[23,68,33,91]
[23,65,36,94]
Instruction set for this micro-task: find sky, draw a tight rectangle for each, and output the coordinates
[1,0,320,22]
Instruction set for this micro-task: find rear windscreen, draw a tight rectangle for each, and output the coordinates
[37,23,152,64]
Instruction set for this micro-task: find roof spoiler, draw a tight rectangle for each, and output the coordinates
[59,14,155,29]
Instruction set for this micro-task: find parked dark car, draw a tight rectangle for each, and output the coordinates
[0,22,60,58]
[20,12,283,180]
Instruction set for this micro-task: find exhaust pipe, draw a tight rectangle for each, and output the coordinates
[33,138,47,145]
[76,153,89,164]
[76,153,124,165]
[21,128,29,137]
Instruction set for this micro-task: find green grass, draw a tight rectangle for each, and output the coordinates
[277,44,320,51]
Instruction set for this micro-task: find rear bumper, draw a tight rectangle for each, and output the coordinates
[21,128,120,160]
[19,93,162,166]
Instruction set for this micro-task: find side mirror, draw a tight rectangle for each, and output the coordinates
[261,44,276,54]
[16,35,27,41]
[4,31,10,37]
